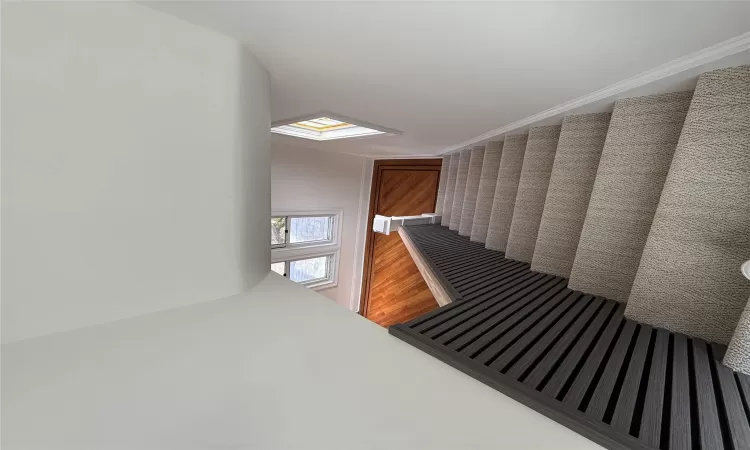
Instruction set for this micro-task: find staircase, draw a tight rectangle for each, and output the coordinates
[388,65,750,450]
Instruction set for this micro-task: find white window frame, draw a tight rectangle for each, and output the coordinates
[271,209,342,291]
[273,252,338,289]
[271,214,336,250]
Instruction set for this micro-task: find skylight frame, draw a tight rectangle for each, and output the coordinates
[271,112,402,141]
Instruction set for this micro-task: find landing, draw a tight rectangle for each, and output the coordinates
[3,272,601,450]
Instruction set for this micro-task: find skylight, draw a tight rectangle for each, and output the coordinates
[271,114,398,141]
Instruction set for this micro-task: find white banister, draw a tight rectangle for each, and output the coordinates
[372,213,441,235]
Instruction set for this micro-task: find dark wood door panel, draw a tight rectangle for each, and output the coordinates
[360,159,442,327]
[378,169,440,216]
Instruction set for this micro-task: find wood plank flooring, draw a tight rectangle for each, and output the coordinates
[366,232,438,327]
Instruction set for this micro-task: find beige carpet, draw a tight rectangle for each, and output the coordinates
[568,91,693,302]
[450,149,472,231]
[625,66,750,344]
[440,152,460,227]
[531,113,611,277]
[505,126,561,263]
[486,134,528,252]
[470,141,503,243]
[435,156,450,215]
[725,296,750,374]
[458,146,485,236]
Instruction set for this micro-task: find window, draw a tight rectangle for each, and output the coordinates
[290,216,333,244]
[271,112,400,141]
[271,217,286,247]
[290,255,330,283]
[271,210,342,290]
[271,214,334,249]
[270,254,335,284]
[270,261,285,276]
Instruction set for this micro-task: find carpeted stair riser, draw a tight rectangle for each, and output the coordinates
[434,156,450,215]
[531,113,611,278]
[485,134,528,252]
[469,141,503,243]
[440,152,460,226]
[449,149,472,231]
[725,296,750,374]
[458,146,485,236]
[626,66,750,346]
[567,91,693,302]
[505,125,561,263]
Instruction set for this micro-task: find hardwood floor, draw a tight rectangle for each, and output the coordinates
[361,160,442,327]
[366,232,439,327]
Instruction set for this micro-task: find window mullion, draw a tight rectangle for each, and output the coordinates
[285,215,290,246]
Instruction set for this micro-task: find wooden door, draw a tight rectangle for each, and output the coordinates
[360,159,442,327]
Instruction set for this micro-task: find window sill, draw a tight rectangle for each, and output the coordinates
[271,242,340,261]
[306,279,338,291]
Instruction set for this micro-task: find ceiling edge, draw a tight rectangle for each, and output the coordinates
[366,154,441,160]
[441,31,750,154]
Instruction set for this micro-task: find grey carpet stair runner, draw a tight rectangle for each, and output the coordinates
[725,296,750,374]
[469,141,503,243]
[531,113,611,278]
[505,125,561,263]
[626,66,750,346]
[568,91,693,302]
[486,134,527,252]
[458,146,485,236]
[440,152,459,226]
[434,156,450,215]
[449,149,471,231]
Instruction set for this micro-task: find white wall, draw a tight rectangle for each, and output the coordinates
[1,2,271,343]
[271,142,371,310]
[3,272,602,449]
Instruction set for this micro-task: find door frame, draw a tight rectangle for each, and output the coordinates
[358,158,443,317]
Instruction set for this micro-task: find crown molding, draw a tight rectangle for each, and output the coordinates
[363,154,441,159]
[442,32,750,154]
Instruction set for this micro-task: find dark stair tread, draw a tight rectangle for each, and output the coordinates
[390,224,750,450]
